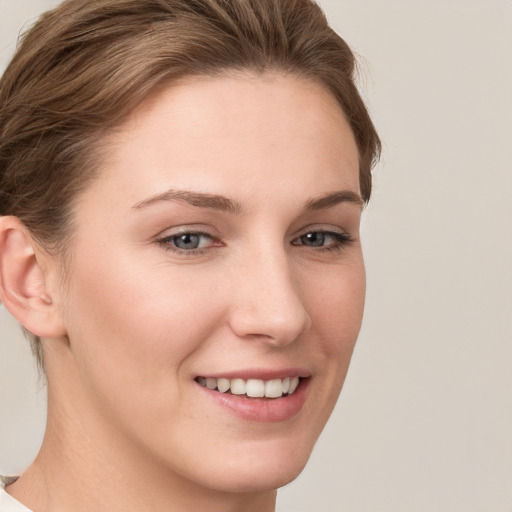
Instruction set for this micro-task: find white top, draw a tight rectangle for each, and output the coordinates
[0,478,32,512]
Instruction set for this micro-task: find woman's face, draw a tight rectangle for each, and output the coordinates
[50,73,365,493]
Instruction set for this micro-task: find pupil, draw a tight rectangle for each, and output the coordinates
[175,234,200,250]
[303,232,324,247]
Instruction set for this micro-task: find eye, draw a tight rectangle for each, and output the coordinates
[292,230,352,250]
[158,231,216,252]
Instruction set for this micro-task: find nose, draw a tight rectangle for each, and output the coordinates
[228,247,311,346]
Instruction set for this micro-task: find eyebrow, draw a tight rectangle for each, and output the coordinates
[132,188,363,214]
[304,190,364,211]
[132,189,244,214]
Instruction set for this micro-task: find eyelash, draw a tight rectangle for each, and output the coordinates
[156,229,354,256]
[156,231,217,255]
[291,231,354,252]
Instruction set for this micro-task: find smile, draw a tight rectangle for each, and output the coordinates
[195,376,301,398]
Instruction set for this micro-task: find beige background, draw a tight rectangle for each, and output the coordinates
[1,1,511,510]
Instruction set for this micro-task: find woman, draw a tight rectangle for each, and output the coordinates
[0,0,380,511]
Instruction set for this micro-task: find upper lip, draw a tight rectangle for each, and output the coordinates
[195,368,311,381]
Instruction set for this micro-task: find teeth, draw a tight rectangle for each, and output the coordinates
[217,378,230,393]
[289,376,300,394]
[196,376,302,398]
[230,379,246,395]
[265,379,283,398]
[246,379,265,398]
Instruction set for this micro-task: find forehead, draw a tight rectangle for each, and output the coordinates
[87,72,360,207]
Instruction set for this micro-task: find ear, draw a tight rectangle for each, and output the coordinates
[0,216,67,338]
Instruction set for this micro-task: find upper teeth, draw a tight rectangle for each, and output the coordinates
[196,377,300,398]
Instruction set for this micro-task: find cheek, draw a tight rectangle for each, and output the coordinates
[307,258,366,356]
[62,250,222,388]
[58,253,231,453]
[302,256,365,428]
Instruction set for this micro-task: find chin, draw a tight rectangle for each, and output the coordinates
[181,435,316,494]
[198,461,309,495]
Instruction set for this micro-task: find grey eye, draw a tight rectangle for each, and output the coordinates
[299,232,327,247]
[293,231,351,250]
[158,231,217,253]
[172,233,202,250]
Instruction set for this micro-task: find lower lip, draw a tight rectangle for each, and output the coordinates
[196,379,310,423]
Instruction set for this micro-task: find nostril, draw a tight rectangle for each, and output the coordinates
[228,308,311,346]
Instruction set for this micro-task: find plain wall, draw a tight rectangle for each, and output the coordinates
[1,1,511,511]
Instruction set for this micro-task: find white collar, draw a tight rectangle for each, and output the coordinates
[0,477,33,512]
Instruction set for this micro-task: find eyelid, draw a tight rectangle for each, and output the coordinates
[291,226,355,251]
[155,224,216,240]
[292,230,351,244]
[292,223,351,239]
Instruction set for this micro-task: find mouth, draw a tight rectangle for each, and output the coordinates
[194,371,311,422]
[195,376,302,399]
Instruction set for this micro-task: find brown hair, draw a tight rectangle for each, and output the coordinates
[0,0,380,371]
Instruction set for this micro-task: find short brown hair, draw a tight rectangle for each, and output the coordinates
[0,0,380,371]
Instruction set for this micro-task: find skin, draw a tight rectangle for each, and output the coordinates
[3,72,365,512]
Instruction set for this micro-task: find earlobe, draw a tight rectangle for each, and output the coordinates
[0,216,66,338]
